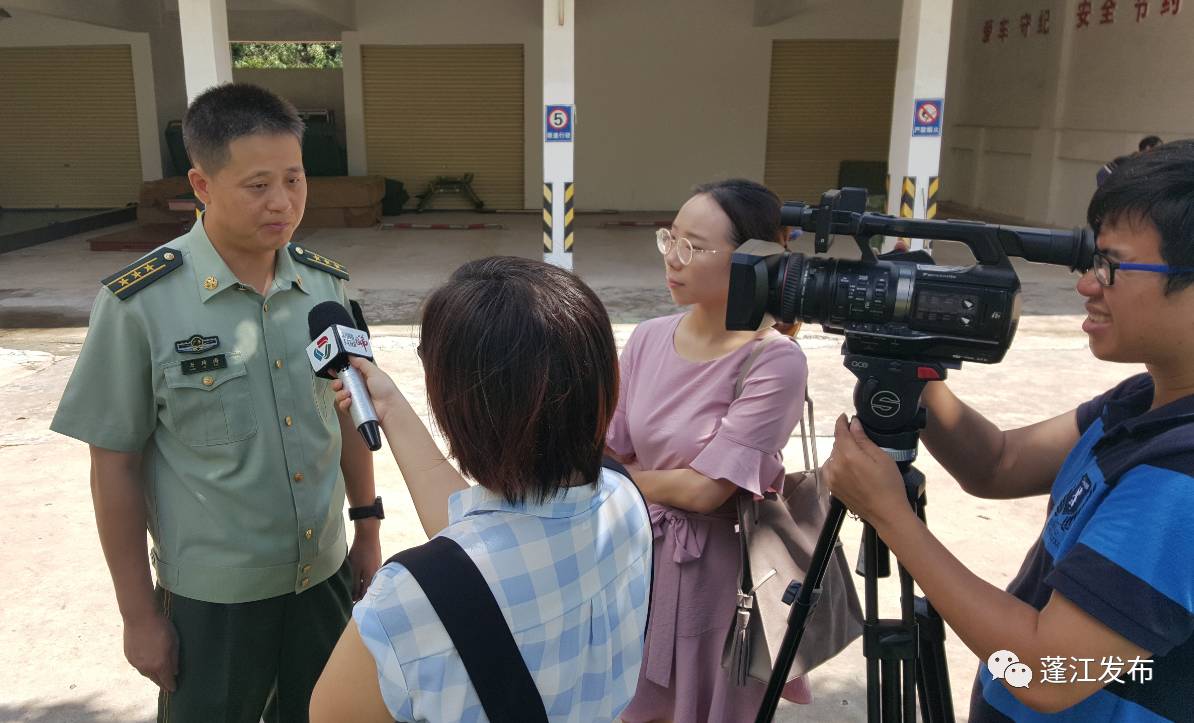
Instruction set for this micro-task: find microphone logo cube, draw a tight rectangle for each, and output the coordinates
[313,335,332,362]
[306,324,374,378]
[339,328,372,357]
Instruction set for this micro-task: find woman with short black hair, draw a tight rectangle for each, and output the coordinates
[310,256,653,722]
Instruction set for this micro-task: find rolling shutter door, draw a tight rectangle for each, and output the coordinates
[362,44,524,210]
[0,45,141,208]
[765,40,898,204]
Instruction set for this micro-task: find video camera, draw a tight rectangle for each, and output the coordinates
[737,188,1098,723]
[727,187,1095,364]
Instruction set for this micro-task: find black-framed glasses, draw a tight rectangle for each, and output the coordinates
[656,228,723,266]
[1091,250,1194,287]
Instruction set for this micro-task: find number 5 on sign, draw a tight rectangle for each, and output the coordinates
[545,104,574,142]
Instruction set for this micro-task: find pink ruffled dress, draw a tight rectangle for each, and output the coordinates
[610,313,813,723]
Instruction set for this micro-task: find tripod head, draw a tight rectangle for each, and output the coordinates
[844,353,956,462]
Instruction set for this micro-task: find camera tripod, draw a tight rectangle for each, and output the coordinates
[756,353,957,723]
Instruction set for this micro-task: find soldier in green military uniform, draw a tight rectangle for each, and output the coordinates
[51,84,382,723]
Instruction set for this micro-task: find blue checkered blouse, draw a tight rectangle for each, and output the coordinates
[353,468,653,722]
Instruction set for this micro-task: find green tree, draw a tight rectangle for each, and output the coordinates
[231,43,342,69]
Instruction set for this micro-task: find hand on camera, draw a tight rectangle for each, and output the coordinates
[822,414,910,529]
[333,357,400,425]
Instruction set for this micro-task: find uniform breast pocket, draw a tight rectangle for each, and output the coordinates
[161,354,258,446]
[312,375,336,424]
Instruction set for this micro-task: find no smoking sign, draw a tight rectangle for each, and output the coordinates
[545,104,573,142]
[912,98,943,137]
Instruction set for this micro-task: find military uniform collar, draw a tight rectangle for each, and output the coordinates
[187,216,309,302]
[274,242,310,295]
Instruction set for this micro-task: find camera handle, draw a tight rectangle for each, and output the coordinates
[755,355,956,723]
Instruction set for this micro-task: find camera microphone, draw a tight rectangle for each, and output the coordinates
[306,301,382,451]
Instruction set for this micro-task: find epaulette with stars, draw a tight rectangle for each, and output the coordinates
[289,244,349,280]
[101,248,184,300]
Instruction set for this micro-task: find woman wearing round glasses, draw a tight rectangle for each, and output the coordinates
[609,179,814,722]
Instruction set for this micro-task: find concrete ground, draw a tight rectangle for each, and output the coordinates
[0,213,1137,722]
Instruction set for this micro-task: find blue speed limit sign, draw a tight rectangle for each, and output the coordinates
[545,105,573,142]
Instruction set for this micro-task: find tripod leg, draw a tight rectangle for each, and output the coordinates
[882,658,901,722]
[863,527,882,723]
[914,597,955,723]
[899,565,918,723]
[913,491,955,723]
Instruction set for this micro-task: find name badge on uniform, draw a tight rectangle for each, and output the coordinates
[181,354,227,375]
[175,334,220,354]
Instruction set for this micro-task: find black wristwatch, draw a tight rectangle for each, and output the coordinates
[348,496,385,521]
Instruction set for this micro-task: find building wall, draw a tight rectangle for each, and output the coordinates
[345,0,901,210]
[344,0,543,208]
[0,8,162,182]
[942,0,1194,226]
[233,68,347,145]
[575,0,901,210]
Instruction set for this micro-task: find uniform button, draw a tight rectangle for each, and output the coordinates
[263,303,270,313]
[202,376,214,386]
[301,577,310,588]
[274,359,283,369]
[302,564,312,573]
[293,472,304,482]
[304,528,313,540]
[285,416,293,427]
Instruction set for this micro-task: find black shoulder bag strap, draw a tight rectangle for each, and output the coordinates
[388,536,549,723]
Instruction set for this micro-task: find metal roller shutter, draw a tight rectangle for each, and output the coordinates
[765,40,899,205]
[362,44,524,210]
[0,45,142,209]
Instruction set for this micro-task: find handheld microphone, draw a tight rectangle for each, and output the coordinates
[306,301,382,451]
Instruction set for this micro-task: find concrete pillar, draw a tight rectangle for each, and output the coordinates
[342,33,367,176]
[1023,4,1076,227]
[542,0,575,270]
[885,0,953,250]
[178,0,233,103]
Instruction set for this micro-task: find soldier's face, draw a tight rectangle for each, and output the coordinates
[192,132,306,254]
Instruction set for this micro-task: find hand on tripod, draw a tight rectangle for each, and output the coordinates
[823,414,917,531]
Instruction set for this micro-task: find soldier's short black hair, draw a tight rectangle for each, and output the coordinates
[1088,140,1194,294]
[182,83,304,173]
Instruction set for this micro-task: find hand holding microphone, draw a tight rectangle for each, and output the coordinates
[306,301,383,451]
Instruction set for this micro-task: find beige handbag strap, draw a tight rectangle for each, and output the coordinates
[733,333,820,497]
[733,333,786,398]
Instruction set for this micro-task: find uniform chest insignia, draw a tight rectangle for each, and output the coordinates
[175,334,220,354]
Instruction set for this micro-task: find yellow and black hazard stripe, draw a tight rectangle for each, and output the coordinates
[927,176,940,219]
[101,247,184,300]
[543,183,553,253]
[900,177,916,219]
[563,182,575,253]
[897,176,916,247]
